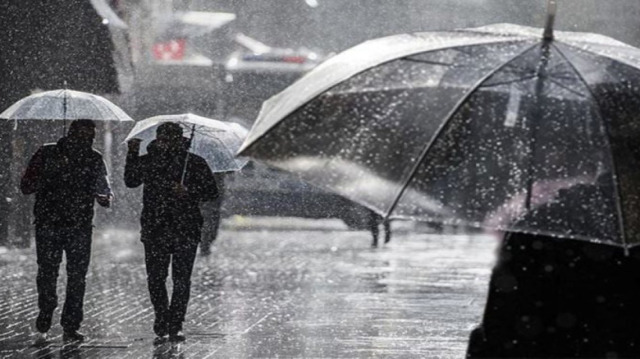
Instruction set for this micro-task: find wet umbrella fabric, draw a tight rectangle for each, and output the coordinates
[124,114,249,173]
[239,23,640,249]
[0,89,134,125]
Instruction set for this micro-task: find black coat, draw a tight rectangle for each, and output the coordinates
[468,182,640,358]
[124,141,218,242]
[20,137,111,228]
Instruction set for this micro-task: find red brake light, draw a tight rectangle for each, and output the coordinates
[152,39,187,61]
[282,56,306,64]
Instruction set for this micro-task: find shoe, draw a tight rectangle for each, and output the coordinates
[33,332,49,347]
[154,320,168,338]
[63,330,86,343]
[35,312,53,333]
[153,335,169,345]
[169,331,186,342]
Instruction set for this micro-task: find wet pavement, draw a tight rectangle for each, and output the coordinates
[0,217,497,358]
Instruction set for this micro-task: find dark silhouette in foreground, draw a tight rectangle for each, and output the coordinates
[125,122,217,344]
[21,120,112,344]
[467,177,640,358]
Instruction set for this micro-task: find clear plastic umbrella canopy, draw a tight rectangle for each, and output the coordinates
[0,89,134,125]
[125,113,249,173]
[239,23,640,249]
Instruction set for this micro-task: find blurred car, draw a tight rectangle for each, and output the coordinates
[225,33,323,74]
[129,10,236,121]
[215,36,373,228]
[220,33,327,121]
[221,161,373,229]
[150,11,236,66]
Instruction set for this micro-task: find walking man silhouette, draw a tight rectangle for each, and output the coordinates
[21,119,112,344]
[125,122,217,344]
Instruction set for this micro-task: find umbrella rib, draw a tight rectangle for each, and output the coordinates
[174,121,245,172]
[546,77,589,98]
[480,74,538,88]
[21,98,41,120]
[208,135,239,167]
[87,93,115,120]
[77,93,106,120]
[89,92,132,123]
[385,42,540,218]
[478,73,584,97]
[400,58,454,67]
[552,43,628,252]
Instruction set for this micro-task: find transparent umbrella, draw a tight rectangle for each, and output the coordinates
[0,88,134,130]
[124,113,249,173]
[239,7,640,249]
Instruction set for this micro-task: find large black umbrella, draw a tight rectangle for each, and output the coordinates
[239,10,640,249]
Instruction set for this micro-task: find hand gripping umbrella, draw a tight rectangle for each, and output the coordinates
[239,1,640,250]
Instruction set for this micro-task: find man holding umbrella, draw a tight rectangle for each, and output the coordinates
[125,122,218,344]
[20,119,113,344]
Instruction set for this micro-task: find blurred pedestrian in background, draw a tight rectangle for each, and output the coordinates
[370,211,391,247]
[200,172,226,256]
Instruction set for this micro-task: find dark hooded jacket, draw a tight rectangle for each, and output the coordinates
[20,136,111,228]
[124,139,218,241]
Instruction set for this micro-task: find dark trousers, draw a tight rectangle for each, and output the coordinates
[143,236,198,335]
[35,225,92,332]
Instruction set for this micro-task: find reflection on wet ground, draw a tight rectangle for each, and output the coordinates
[0,218,496,358]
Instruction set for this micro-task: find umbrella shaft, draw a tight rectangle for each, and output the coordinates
[524,45,551,211]
[63,89,68,136]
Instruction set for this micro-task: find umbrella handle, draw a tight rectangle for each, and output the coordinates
[543,0,557,41]
[180,124,197,185]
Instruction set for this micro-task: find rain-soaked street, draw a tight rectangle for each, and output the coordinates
[0,218,495,358]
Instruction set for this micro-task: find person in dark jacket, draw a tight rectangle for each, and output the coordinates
[20,119,112,344]
[467,173,640,358]
[124,122,218,344]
